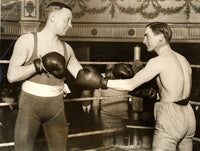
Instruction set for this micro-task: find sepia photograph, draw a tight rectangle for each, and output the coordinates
[0,0,200,150]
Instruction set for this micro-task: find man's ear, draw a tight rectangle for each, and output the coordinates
[159,34,164,42]
[49,13,55,22]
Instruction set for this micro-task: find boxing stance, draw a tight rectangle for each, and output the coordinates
[102,22,196,151]
[7,2,107,151]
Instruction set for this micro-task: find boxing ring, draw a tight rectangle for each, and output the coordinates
[0,60,200,150]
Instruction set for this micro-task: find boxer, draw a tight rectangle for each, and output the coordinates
[103,22,196,151]
[7,2,106,151]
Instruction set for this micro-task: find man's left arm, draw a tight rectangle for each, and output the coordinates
[65,43,83,78]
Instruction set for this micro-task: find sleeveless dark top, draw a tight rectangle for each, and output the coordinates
[24,33,68,86]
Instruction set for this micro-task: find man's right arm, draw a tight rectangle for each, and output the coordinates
[7,34,36,83]
[65,43,107,89]
[107,57,163,91]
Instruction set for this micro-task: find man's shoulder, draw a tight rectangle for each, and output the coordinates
[61,42,73,51]
[145,56,166,71]
[14,33,34,50]
[61,42,75,57]
[21,32,33,38]
[147,56,164,65]
[17,33,33,42]
[173,51,187,61]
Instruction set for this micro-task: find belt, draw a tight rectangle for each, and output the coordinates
[174,98,189,106]
[22,81,64,97]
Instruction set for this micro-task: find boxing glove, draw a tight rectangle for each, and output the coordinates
[140,87,157,99]
[112,64,134,79]
[129,87,157,100]
[33,58,43,74]
[129,81,158,100]
[42,52,66,79]
[76,66,108,89]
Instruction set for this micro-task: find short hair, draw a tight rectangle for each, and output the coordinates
[146,22,172,43]
[45,2,72,20]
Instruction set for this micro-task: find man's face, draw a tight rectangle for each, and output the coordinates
[143,27,161,52]
[54,8,72,36]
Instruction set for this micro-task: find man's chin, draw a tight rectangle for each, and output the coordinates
[147,48,153,52]
[59,32,67,36]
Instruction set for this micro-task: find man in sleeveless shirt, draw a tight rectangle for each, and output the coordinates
[7,2,108,151]
[105,22,196,151]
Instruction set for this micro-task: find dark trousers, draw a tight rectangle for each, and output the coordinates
[15,91,68,151]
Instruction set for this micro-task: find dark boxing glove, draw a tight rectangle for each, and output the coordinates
[76,66,108,89]
[140,87,157,99]
[42,52,66,79]
[33,52,66,78]
[129,81,158,100]
[113,64,134,79]
[129,87,157,100]
[33,58,43,74]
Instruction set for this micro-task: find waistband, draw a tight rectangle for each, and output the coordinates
[174,98,189,106]
[22,81,64,97]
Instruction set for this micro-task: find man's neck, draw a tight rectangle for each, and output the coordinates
[156,44,171,56]
[39,26,59,42]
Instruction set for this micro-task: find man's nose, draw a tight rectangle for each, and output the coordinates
[143,37,146,44]
[68,22,72,28]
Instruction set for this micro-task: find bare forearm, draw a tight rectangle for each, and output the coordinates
[107,69,153,91]
[107,79,134,91]
[7,64,36,83]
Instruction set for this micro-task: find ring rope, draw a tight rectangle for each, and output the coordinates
[0,142,14,147]
[79,61,137,65]
[1,95,200,106]
[0,102,18,106]
[126,125,154,130]
[63,95,133,102]
[0,60,9,64]
[0,128,200,148]
[1,60,200,68]
[0,96,131,106]
[193,137,200,142]
[0,128,123,147]
[0,96,200,106]
[0,60,135,64]
[68,127,123,138]
[189,101,200,106]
